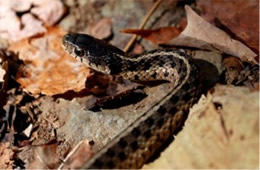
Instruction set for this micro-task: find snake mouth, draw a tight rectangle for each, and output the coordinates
[62,34,70,50]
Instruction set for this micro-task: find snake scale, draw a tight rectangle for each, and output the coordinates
[62,33,203,169]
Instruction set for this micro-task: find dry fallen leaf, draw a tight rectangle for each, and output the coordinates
[121,26,184,45]
[0,0,65,42]
[31,0,66,26]
[87,18,113,40]
[197,0,259,54]
[121,5,257,64]
[223,57,244,84]
[168,5,257,64]
[59,139,93,169]
[143,85,259,169]
[8,27,92,95]
[131,44,144,55]
[0,142,14,169]
[0,6,46,42]
[27,143,60,169]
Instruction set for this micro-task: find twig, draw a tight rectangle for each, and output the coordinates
[35,150,51,169]
[123,0,162,52]
[57,140,83,170]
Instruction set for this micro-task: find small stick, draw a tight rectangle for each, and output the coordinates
[123,0,162,52]
[57,140,83,169]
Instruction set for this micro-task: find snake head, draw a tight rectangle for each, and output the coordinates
[62,33,126,75]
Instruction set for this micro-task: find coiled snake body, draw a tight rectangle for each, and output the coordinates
[62,33,202,169]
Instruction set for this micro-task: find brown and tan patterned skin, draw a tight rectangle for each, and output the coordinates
[62,33,202,169]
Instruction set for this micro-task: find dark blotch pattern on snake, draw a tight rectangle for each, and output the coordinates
[62,33,203,169]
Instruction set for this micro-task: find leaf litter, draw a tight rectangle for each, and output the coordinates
[123,5,257,64]
[0,142,14,169]
[9,27,92,95]
[197,0,259,54]
[169,5,257,64]
[0,0,65,42]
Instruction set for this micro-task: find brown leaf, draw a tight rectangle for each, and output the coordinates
[0,142,14,169]
[121,26,184,45]
[60,140,93,169]
[168,5,257,64]
[27,143,61,169]
[223,57,244,84]
[8,27,92,96]
[131,44,144,55]
[197,0,259,54]
[87,18,113,40]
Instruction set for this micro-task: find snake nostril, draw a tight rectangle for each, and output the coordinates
[63,34,70,41]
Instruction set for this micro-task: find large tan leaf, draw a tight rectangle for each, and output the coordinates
[168,5,257,64]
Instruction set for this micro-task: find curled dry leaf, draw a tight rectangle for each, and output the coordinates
[0,5,45,42]
[168,5,257,64]
[87,17,113,40]
[31,0,66,26]
[0,0,65,42]
[8,27,92,96]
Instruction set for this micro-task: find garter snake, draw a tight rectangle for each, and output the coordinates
[62,33,203,169]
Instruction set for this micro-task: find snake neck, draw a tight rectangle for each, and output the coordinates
[62,33,196,88]
[112,50,193,86]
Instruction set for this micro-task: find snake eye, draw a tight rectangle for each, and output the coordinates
[74,48,84,56]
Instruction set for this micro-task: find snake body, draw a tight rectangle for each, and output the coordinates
[62,33,202,169]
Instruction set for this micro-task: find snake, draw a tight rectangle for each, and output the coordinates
[62,33,203,169]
